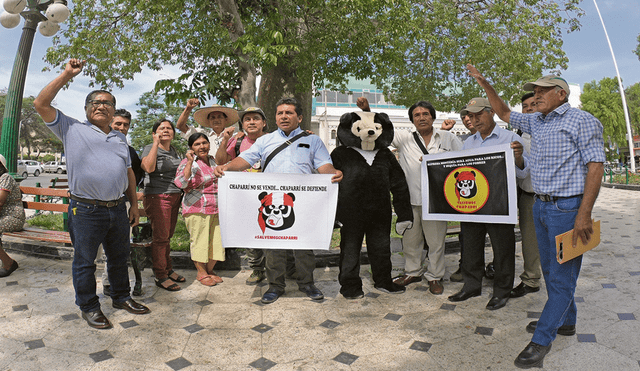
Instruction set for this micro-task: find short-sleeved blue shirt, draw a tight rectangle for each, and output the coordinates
[239,127,332,174]
[463,124,529,179]
[510,103,605,197]
[46,110,131,201]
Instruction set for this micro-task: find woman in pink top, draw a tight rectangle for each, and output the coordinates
[174,133,224,286]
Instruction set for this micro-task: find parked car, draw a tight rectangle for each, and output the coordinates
[16,161,27,178]
[43,161,67,174]
[17,160,44,177]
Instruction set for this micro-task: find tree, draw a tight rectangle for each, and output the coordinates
[45,0,583,131]
[625,82,640,135]
[0,92,63,158]
[581,77,627,162]
[129,91,190,156]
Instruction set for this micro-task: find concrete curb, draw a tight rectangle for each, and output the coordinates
[601,181,640,191]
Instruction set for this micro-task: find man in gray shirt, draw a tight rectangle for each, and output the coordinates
[34,58,150,329]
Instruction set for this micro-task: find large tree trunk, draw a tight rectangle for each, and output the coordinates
[216,0,257,109]
[258,62,313,132]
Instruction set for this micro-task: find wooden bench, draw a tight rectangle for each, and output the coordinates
[49,177,68,189]
[6,187,152,296]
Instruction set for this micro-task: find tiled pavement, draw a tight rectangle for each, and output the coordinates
[1,186,639,370]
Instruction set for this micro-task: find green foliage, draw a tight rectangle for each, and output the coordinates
[0,93,63,157]
[170,214,190,252]
[129,91,190,155]
[625,82,640,136]
[45,0,583,113]
[27,213,65,231]
[581,77,627,161]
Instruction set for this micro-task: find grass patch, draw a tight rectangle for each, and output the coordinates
[27,213,65,231]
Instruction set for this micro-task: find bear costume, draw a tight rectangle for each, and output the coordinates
[331,111,413,298]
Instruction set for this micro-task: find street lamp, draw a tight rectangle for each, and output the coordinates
[0,0,69,177]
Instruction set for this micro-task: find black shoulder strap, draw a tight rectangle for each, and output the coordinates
[412,131,429,155]
[262,131,310,171]
[234,135,244,158]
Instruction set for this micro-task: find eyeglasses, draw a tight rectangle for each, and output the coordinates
[88,100,115,108]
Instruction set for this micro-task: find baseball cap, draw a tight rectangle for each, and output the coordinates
[239,107,266,122]
[523,75,570,97]
[464,97,492,113]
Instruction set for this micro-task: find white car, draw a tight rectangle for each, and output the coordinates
[43,161,67,174]
[17,160,42,177]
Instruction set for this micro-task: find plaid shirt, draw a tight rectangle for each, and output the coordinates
[510,103,605,197]
[174,156,218,215]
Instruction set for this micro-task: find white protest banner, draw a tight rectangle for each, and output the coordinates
[421,143,518,224]
[218,172,338,249]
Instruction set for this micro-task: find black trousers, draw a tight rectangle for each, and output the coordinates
[338,216,393,296]
[460,222,515,298]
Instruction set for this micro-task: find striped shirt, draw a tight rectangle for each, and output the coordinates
[510,103,605,197]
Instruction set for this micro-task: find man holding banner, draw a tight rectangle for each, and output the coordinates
[214,98,342,304]
[447,97,527,311]
[468,64,605,368]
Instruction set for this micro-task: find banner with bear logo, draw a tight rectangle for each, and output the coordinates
[218,172,339,249]
[421,143,518,224]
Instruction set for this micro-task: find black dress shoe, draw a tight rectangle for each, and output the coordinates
[448,288,481,302]
[486,296,509,310]
[261,288,284,304]
[0,259,18,277]
[510,282,540,298]
[299,284,324,300]
[485,262,495,279]
[526,321,576,336]
[82,309,112,329]
[514,341,552,369]
[113,299,150,314]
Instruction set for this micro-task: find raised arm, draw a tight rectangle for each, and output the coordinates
[34,59,85,122]
[176,98,199,134]
[466,64,512,123]
[215,127,236,165]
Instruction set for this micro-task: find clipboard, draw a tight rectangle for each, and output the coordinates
[555,220,600,264]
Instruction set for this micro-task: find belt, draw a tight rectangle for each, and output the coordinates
[534,194,582,202]
[70,194,126,207]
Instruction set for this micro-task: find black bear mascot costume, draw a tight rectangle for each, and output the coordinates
[331,111,413,299]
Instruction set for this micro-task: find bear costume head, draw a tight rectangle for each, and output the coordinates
[338,111,394,151]
[454,170,477,200]
[258,191,296,233]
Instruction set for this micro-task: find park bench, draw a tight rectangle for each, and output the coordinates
[49,177,68,189]
[5,186,152,296]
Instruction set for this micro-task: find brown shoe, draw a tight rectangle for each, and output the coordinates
[392,275,422,286]
[428,280,444,295]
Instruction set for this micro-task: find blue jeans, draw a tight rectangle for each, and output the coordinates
[69,199,132,312]
[531,195,583,346]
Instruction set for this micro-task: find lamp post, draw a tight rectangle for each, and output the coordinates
[0,0,69,177]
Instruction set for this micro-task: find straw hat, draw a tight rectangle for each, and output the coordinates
[193,105,239,128]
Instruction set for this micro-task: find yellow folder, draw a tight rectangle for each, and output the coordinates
[555,220,601,264]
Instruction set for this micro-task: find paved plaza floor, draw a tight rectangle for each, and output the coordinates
[1,186,639,370]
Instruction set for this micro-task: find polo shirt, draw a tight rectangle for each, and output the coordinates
[46,110,131,201]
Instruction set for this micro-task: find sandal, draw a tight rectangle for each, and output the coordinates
[155,277,181,291]
[197,275,216,287]
[168,270,186,283]
[207,270,223,283]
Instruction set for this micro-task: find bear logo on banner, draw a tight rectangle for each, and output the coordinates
[443,166,490,213]
[258,192,296,233]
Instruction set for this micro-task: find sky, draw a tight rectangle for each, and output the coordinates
[1,0,639,121]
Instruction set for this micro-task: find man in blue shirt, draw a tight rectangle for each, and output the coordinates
[448,97,527,312]
[34,59,150,329]
[215,98,342,304]
[467,64,605,368]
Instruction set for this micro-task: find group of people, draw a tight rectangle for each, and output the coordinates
[8,58,601,369]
